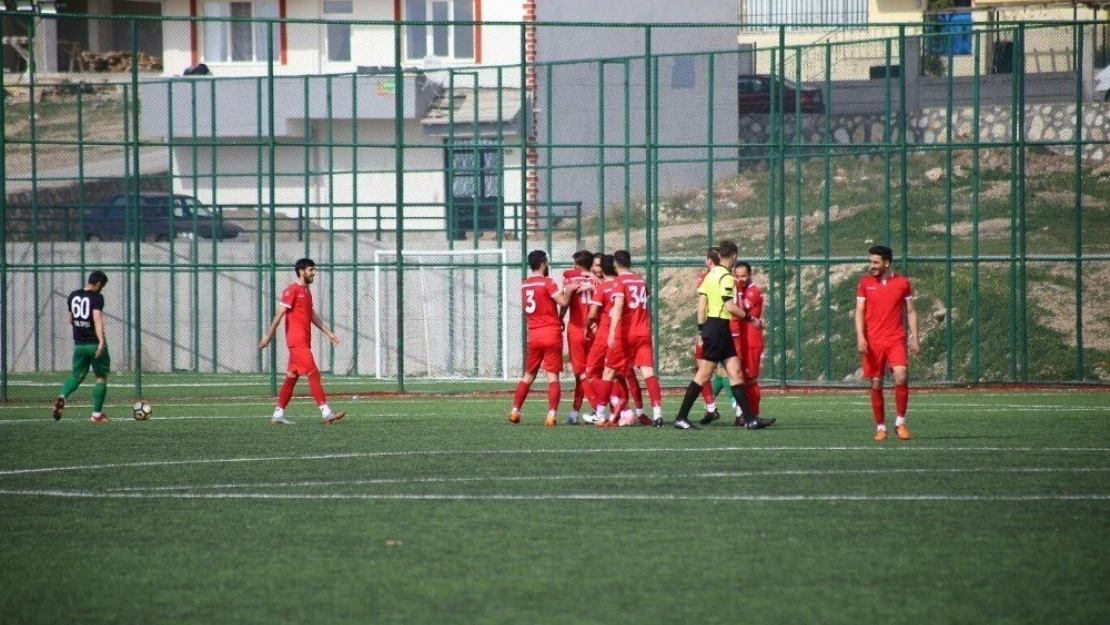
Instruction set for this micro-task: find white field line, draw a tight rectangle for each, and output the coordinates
[3,399,1106,412]
[1,489,1108,502]
[5,378,506,388]
[101,467,1110,493]
[0,413,411,424]
[2,446,1109,477]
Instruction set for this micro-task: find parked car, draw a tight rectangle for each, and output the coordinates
[82,194,244,242]
[737,74,825,114]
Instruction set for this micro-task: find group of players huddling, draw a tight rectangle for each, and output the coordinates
[53,245,919,440]
[509,241,919,438]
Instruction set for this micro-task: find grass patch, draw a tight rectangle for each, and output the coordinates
[1,390,1108,624]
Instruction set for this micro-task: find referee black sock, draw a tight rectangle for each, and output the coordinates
[731,384,754,423]
[676,381,703,421]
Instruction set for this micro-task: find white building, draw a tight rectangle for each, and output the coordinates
[139,0,537,236]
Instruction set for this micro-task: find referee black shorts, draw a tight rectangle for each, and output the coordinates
[699,317,736,363]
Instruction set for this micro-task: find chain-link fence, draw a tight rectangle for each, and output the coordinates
[3,13,1109,402]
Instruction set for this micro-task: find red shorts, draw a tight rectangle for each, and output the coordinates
[567,326,593,375]
[287,347,319,376]
[526,335,564,374]
[585,333,608,378]
[623,334,654,368]
[604,340,629,373]
[862,341,908,378]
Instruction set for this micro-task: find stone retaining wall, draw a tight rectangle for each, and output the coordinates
[739,102,1110,161]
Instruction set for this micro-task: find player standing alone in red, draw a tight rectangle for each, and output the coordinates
[614,250,665,426]
[562,250,598,425]
[511,250,580,426]
[855,245,920,441]
[259,258,346,426]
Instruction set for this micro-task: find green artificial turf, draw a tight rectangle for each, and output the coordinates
[1,390,1108,625]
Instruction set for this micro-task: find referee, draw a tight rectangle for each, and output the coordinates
[670,240,775,430]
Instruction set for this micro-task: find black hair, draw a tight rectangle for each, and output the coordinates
[868,245,893,263]
[718,240,738,258]
[294,258,316,276]
[527,250,549,271]
[592,252,604,262]
[600,254,618,277]
[706,247,721,265]
[573,249,593,270]
[87,270,108,288]
[613,250,632,268]
[734,261,752,274]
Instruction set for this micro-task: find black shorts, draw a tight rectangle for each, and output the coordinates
[699,318,736,363]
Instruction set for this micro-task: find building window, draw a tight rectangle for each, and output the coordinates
[739,0,868,31]
[405,0,475,61]
[203,1,280,62]
[672,56,695,89]
[324,0,353,62]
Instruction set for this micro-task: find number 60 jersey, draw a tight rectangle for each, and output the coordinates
[67,288,105,344]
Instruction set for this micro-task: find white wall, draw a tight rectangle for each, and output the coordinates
[161,0,523,80]
[169,118,522,232]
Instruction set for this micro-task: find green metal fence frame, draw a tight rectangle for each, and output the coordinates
[2,15,1109,401]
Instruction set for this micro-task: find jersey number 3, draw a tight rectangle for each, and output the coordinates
[71,297,91,320]
[524,290,537,314]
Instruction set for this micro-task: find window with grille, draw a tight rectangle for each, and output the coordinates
[739,0,869,31]
[324,1,353,63]
[203,1,280,63]
[405,0,475,61]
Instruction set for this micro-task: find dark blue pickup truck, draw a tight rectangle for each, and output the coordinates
[82,194,244,242]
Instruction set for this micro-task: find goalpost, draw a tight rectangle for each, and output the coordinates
[373,248,511,381]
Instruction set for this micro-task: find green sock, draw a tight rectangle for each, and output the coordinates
[92,382,107,413]
[60,376,83,398]
[711,374,728,398]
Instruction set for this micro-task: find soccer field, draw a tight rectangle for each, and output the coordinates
[1,389,1108,625]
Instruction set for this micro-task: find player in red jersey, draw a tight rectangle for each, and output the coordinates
[855,245,920,441]
[614,250,665,426]
[732,262,766,425]
[584,255,628,427]
[259,258,345,426]
[562,250,599,425]
[511,250,580,426]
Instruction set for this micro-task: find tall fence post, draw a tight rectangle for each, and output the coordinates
[393,20,406,393]
[130,17,143,397]
[0,13,7,401]
[267,19,278,396]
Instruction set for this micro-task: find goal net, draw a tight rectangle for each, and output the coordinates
[373,248,511,380]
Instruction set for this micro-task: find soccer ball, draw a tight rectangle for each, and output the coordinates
[132,400,152,421]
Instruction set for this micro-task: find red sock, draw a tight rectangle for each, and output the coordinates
[870,388,886,426]
[745,381,761,416]
[644,376,663,408]
[700,379,715,404]
[547,380,561,412]
[307,371,327,406]
[572,377,585,411]
[625,370,643,410]
[895,383,909,418]
[594,379,614,412]
[581,377,598,409]
[613,378,629,414]
[277,376,297,409]
[512,381,531,410]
